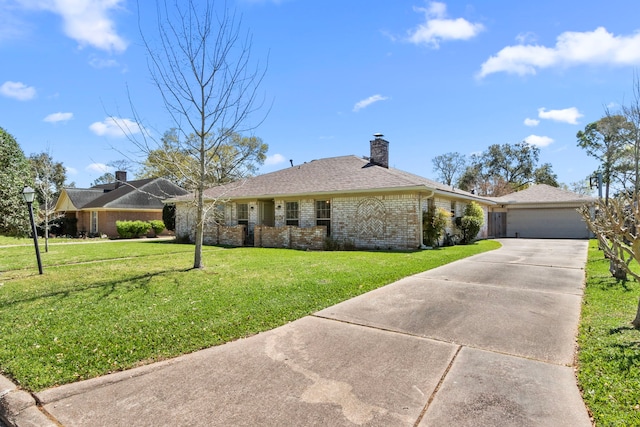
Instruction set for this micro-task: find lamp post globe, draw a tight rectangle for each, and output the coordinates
[22,186,36,203]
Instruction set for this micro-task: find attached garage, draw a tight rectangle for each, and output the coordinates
[488,184,595,239]
[506,207,591,239]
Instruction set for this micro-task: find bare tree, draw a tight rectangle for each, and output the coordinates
[29,151,67,252]
[579,195,640,328]
[578,74,640,329]
[618,74,640,195]
[431,152,466,186]
[128,0,267,269]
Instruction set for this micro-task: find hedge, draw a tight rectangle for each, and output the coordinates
[115,220,152,238]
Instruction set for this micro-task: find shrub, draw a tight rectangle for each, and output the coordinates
[457,201,484,244]
[423,207,451,247]
[323,237,341,251]
[116,220,152,238]
[149,220,165,236]
[341,239,357,251]
[48,216,77,237]
[162,204,176,231]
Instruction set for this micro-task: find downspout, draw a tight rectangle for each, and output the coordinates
[420,189,435,249]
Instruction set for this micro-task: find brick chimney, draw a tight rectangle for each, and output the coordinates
[115,170,127,188]
[370,133,389,168]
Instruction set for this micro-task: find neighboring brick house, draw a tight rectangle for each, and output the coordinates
[54,171,188,237]
[168,135,496,250]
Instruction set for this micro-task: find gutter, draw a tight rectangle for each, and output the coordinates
[164,185,436,204]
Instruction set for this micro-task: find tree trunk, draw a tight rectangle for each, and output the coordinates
[633,298,640,329]
[193,186,205,269]
[609,258,628,281]
[44,211,49,253]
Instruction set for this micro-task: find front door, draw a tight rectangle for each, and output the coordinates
[259,201,275,227]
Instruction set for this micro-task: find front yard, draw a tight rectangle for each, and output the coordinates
[0,238,499,392]
[577,240,640,426]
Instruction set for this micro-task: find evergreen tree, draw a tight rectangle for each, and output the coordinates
[0,127,32,236]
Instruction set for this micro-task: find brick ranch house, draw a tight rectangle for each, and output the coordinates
[167,135,497,250]
[54,171,188,237]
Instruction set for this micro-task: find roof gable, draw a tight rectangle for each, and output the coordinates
[55,188,106,211]
[83,178,189,209]
[55,178,189,211]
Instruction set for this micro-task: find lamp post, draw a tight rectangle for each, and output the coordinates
[22,186,43,275]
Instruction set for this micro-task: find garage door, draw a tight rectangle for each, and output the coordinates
[507,208,590,239]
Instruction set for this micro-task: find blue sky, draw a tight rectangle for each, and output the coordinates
[2,0,640,189]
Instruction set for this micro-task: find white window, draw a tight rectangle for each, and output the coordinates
[237,203,249,226]
[316,200,331,236]
[285,201,299,226]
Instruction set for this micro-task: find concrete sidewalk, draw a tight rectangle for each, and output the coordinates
[1,239,592,426]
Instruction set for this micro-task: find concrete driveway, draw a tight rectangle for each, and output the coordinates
[4,239,592,426]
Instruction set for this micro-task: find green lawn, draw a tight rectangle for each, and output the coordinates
[0,239,500,392]
[0,235,75,247]
[577,240,640,426]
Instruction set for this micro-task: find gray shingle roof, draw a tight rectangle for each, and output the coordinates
[64,188,107,209]
[170,155,493,203]
[82,178,188,209]
[488,184,596,204]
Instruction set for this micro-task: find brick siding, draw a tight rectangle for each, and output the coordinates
[70,210,166,237]
[255,225,326,250]
[175,192,489,251]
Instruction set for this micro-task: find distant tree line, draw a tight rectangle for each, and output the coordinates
[431,142,559,197]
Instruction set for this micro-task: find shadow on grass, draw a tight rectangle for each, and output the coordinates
[607,326,640,372]
[2,267,194,308]
[589,274,634,292]
[611,341,640,372]
[609,325,639,334]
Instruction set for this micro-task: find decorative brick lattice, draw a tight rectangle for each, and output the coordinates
[356,198,386,238]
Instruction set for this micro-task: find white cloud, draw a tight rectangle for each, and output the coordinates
[264,153,286,166]
[85,163,112,173]
[538,107,583,125]
[65,166,78,175]
[407,1,484,48]
[89,117,143,137]
[515,32,537,45]
[89,56,119,69]
[353,94,389,112]
[524,118,540,127]
[44,112,73,123]
[524,135,554,147]
[0,81,36,100]
[16,0,128,53]
[478,27,640,78]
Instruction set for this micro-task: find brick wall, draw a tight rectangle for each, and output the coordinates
[291,226,326,250]
[100,211,163,237]
[175,204,244,245]
[219,225,244,246]
[255,225,289,248]
[332,194,422,250]
[254,225,325,250]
